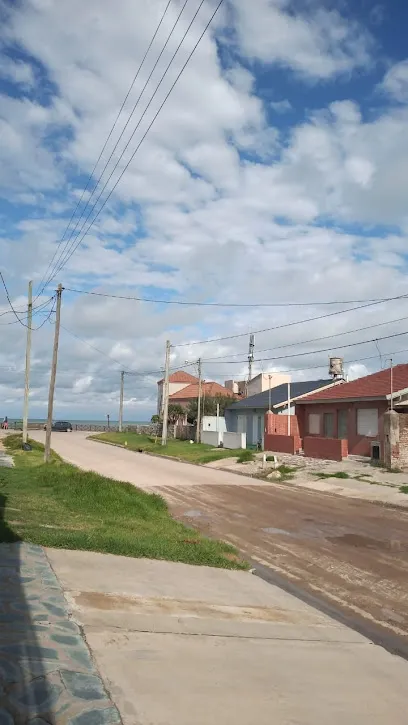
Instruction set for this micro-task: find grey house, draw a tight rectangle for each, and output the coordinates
[225,379,335,447]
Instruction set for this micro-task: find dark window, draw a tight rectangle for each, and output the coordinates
[323,412,334,438]
[337,410,348,439]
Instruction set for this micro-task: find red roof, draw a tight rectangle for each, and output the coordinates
[170,381,236,401]
[158,371,198,385]
[299,364,408,403]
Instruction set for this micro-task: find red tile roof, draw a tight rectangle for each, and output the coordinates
[158,371,198,385]
[299,364,408,403]
[170,381,236,401]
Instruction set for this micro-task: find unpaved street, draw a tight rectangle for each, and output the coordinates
[31,431,408,654]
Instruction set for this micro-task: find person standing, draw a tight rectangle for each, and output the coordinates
[2,416,8,430]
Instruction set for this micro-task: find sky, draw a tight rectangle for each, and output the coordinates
[1,0,408,421]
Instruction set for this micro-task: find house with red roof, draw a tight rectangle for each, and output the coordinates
[157,371,235,416]
[296,364,408,459]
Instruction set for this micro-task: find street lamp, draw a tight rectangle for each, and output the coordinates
[107,413,110,430]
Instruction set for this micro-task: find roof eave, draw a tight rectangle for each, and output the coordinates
[298,395,387,405]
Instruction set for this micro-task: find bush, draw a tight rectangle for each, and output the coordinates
[237,450,254,463]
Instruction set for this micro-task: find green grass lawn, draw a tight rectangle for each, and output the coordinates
[0,434,246,569]
[91,431,245,464]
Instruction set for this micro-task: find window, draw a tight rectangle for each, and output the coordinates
[323,412,334,438]
[357,408,378,437]
[308,413,320,435]
[338,410,348,439]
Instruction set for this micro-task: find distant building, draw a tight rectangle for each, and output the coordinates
[157,371,236,417]
[157,371,198,415]
[225,372,291,398]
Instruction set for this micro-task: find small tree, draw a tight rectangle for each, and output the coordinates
[167,403,185,424]
[151,414,160,424]
[186,395,232,424]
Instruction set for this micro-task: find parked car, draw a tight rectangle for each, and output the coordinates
[43,420,73,432]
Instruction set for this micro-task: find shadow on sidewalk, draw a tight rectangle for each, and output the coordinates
[0,493,122,724]
[0,492,59,723]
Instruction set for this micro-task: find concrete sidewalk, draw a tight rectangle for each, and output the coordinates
[47,548,408,725]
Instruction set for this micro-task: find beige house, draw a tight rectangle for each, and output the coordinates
[157,371,199,415]
[225,372,290,398]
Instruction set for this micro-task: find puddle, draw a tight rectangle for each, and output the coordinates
[262,527,295,537]
[328,533,386,550]
[184,510,203,518]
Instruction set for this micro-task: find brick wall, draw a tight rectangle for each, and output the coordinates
[264,412,300,438]
[264,433,301,454]
[297,400,387,457]
[303,436,348,461]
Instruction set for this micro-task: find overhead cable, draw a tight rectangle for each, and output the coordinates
[35,0,174,298]
[63,286,395,308]
[46,0,226,283]
[171,292,408,347]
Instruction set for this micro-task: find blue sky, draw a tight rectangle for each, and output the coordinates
[1,0,408,419]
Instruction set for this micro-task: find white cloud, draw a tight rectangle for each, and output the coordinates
[270,99,292,114]
[381,60,408,103]
[230,0,373,80]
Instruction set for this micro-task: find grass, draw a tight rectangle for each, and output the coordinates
[237,449,255,463]
[313,471,350,480]
[0,435,246,570]
[399,485,408,494]
[91,432,245,465]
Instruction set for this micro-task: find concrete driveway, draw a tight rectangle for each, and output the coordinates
[46,547,408,725]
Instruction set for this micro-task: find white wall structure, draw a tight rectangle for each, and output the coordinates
[224,432,246,449]
[201,431,223,447]
[202,415,227,433]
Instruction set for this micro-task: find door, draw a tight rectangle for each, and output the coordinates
[337,410,348,439]
[323,412,334,438]
[257,415,263,448]
[246,415,254,445]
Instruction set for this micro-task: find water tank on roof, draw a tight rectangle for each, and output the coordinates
[329,357,344,380]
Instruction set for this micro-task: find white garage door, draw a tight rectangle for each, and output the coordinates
[357,408,378,437]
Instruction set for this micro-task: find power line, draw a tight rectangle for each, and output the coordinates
[34,0,174,298]
[44,0,191,290]
[203,312,408,361]
[63,286,393,308]
[172,292,408,347]
[0,296,55,319]
[0,296,56,326]
[46,0,226,284]
[198,328,408,365]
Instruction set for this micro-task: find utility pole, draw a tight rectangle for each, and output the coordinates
[44,284,63,463]
[248,334,255,382]
[22,280,33,444]
[389,358,394,410]
[161,340,171,446]
[119,371,125,432]
[196,358,202,444]
[268,374,272,412]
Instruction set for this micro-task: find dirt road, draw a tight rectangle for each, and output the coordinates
[31,431,408,654]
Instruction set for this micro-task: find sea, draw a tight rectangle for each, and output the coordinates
[7,418,149,426]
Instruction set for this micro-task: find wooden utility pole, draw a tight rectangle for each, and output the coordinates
[119,371,125,432]
[22,280,33,444]
[161,340,171,446]
[195,358,202,443]
[44,284,63,463]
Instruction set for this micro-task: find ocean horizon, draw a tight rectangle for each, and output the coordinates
[7,418,150,426]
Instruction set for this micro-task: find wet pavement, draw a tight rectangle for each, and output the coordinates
[159,482,408,653]
[0,542,121,724]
